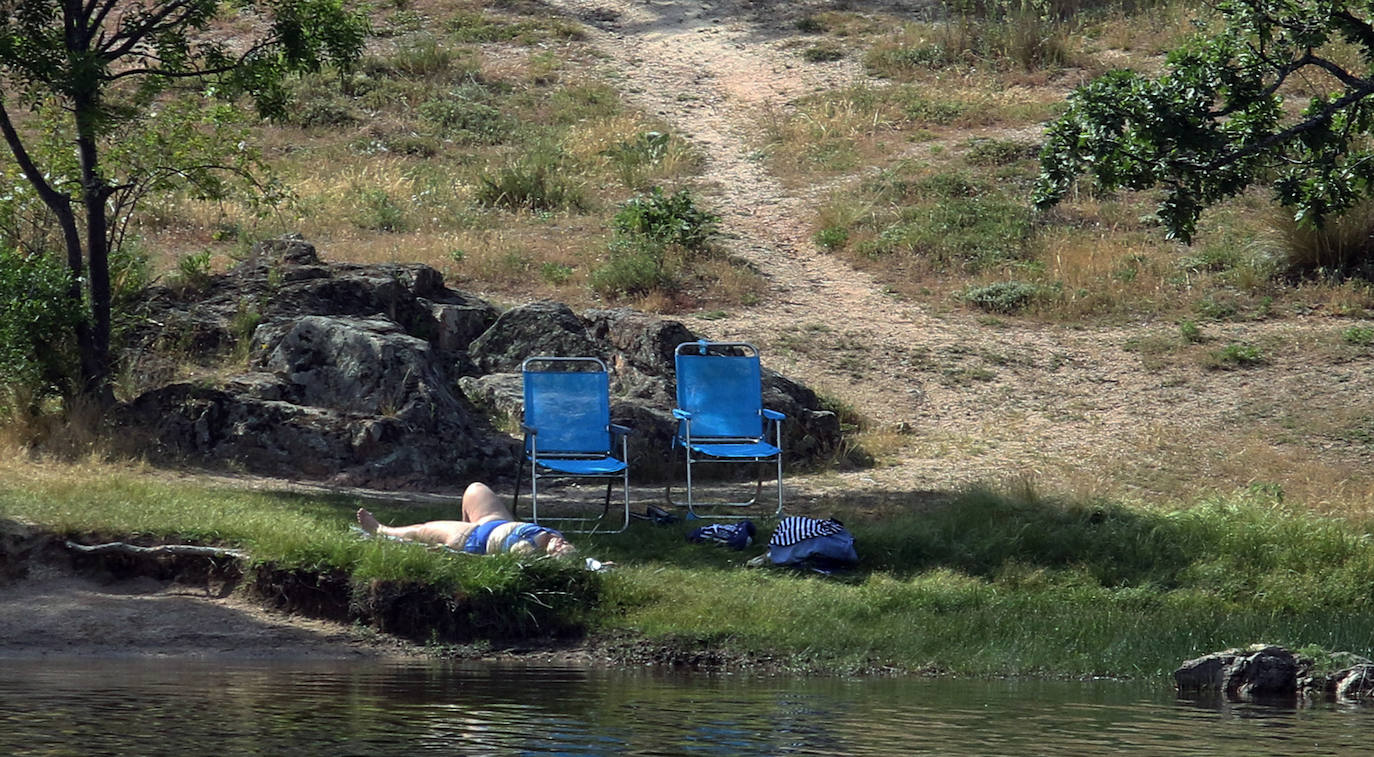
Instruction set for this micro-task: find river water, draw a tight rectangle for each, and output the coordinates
[0,658,1369,756]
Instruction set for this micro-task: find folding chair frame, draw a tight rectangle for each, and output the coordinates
[514,356,630,534]
[666,340,784,519]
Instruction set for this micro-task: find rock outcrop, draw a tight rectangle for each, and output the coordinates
[117,236,842,489]
[1174,644,1374,703]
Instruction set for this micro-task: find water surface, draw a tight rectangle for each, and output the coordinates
[1,659,1368,755]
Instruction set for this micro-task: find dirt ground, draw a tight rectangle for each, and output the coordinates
[7,0,1374,657]
[0,563,407,659]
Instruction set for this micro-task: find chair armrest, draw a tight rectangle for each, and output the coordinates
[672,409,692,420]
[762,409,785,421]
[609,423,632,436]
[521,423,537,434]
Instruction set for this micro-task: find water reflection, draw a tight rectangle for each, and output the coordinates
[0,659,1369,756]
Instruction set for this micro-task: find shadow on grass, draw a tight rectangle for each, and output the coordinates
[581,481,1374,604]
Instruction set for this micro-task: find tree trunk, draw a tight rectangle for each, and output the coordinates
[73,89,113,405]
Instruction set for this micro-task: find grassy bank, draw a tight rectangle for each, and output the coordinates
[3,460,1371,678]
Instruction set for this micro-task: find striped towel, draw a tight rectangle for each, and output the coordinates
[768,516,847,548]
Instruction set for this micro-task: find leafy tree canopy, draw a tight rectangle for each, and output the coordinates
[0,0,367,400]
[1035,0,1374,244]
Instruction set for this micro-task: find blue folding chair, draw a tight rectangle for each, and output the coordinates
[669,340,785,518]
[514,356,630,533]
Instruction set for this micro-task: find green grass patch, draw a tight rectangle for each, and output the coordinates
[0,471,600,638]
[4,469,1373,676]
[582,483,1374,676]
[830,167,1034,273]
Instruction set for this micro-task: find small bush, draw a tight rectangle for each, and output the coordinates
[1342,326,1374,346]
[802,44,846,63]
[613,187,718,252]
[1205,342,1264,370]
[815,226,849,251]
[288,74,360,127]
[962,281,1040,313]
[374,35,459,79]
[476,152,587,212]
[589,238,675,298]
[540,262,574,285]
[446,10,584,44]
[1178,319,1203,343]
[966,138,1038,167]
[603,131,672,188]
[171,250,214,292]
[1261,199,1374,272]
[0,248,79,401]
[900,94,970,126]
[419,97,510,144]
[350,188,406,232]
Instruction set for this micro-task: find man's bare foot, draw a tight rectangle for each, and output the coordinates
[356,508,380,534]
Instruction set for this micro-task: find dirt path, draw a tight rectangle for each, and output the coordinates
[547,0,1374,506]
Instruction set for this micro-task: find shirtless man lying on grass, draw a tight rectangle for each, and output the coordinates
[356,482,576,557]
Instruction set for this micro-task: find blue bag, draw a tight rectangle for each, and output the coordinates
[688,520,756,550]
[768,517,857,571]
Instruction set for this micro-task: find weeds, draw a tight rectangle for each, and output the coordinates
[802,44,846,63]
[1204,342,1264,370]
[962,281,1041,313]
[170,250,214,292]
[350,188,407,232]
[476,150,588,212]
[612,186,718,251]
[1342,326,1374,346]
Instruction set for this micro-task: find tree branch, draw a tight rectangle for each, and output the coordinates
[99,0,202,60]
[1198,79,1374,172]
[64,540,250,560]
[0,99,71,215]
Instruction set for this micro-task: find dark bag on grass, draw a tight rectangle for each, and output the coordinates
[688,520,756,550]
[767,516,857,572]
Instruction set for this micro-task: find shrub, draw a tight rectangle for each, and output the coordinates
[966,138,1038,167]
[418,97,510,144]
[0,248,80,401]
[1342,326,1374,346]
[446,10,584,44]
[802,45,846,63]
[371,35,459,79]
[287,74,360,127]
[350,188,406,232]
[613,187,718,252]
[815,226,849,251]
[603,131,671,187]
[171,250,214,292]
[1205,342,1264,370]
[476,151,587,212]
[962,281,1041,313]
[589,238,675,298]
[1260,199,1374,272]
[540,262,574,285]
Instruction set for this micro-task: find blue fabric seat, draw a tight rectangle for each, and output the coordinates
[515,356,630,533]
[669,340,785,518]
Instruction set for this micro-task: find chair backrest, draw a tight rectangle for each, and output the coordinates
[522,357,610,455]
[674,341,763,439]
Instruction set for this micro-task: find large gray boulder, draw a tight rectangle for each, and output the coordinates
[1176,645,1374,703]
[468,300,601,373]
[1174,645,1299,700]
[117,236,845,490]
[121,314,515,487]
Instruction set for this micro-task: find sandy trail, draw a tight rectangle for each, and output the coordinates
[543,0,1374,504]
